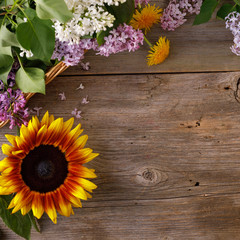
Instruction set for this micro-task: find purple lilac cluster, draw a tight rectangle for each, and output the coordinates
[52,39,98,66]
[225,12,240,56]
[0,62,29,129]
[96,24,144,57]
[161,0,202,31]
[134,0,151,7]
[52,24,144,66]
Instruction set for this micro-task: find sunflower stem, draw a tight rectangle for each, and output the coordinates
[144,35,153,48]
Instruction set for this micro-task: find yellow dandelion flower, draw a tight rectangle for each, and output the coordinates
[147,37,170,66]
[0,112,98,224]
[130,4,163,33]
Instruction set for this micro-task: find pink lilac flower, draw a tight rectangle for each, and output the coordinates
[96,24,144,57]
[76,83,84,90]
[71,108,82,119]
[0,62,29,129]
[52,39,98,66]
[161,0,202,31]
[135,0,151,8]
[80,62,90,71]
[59,92,66,100]
[82,95,89,104]
[225,12,240,56]
[30,107,42,116]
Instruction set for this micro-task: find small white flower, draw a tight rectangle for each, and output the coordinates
[20,48,33,58]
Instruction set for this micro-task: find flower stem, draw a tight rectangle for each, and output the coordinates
[144,35,153,48]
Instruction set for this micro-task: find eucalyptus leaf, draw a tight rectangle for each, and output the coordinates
[193,0,218,25]
[15,67,45,94]
[0,196,32,240]
[16,16,55,62]
[0,25,21,48]
[35,0,73,23]
[217,4,236,20]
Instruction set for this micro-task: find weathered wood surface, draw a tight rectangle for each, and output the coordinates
[62,1,238,75]
[2,72,240,239]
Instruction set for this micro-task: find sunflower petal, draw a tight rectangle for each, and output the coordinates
[66,135,88,155]
[21,203,32,215]
[69,166,97,179]
[5,134,17,147]
[44,193,57,224]
[54,189,72,217]
[2,144,14,156]
[41,111,50,127]
[35,125,47,147]
[32,193,44,219]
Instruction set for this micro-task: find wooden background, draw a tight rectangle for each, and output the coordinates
[1,1,240,239]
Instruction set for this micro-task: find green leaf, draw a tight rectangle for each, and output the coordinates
[0,54,13,83]
[193,0,218,25]
[0,196,32,240]
[35,0,73,23]
[96,29,111,46]
[217,4,236,20]
[0,25,21,48]
[0,45,13,83]
[105,0,135,26]
[28,211,40,233]
[0,0,14,7]
[16,16,55,62]
[15,67,45,94]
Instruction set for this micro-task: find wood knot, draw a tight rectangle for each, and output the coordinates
[136,167,168,186]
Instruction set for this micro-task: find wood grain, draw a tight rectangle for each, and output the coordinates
[1,71,240,239]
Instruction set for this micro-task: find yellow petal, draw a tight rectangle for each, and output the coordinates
[2,144,14,156]
[65,179,87,200]
[66,135,88,155]
[69,166,97,179]
[32,193,44,219]
[35,125,47,147]
[41,111,50,127]
[44,193,57,224]
[5,134,17,147]
[21,203,32,215]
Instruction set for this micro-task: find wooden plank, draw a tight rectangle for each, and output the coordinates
[1,72,240,238]
[61,1,238,75]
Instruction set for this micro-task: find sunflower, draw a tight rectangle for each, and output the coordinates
[0,112,98,224]
[147,37,170,66]
[130,4,163,33]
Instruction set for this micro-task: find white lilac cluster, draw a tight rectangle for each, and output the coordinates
[54,0,126,44]
[225,12,240,56]
[161,0,202,31]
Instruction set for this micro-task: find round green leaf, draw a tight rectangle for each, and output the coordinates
[0,196,32,240]
[35,0,73,23]
[16,16,55,62]
[15,67,45,94]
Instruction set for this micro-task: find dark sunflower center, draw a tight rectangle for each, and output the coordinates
[21,145,68,193]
